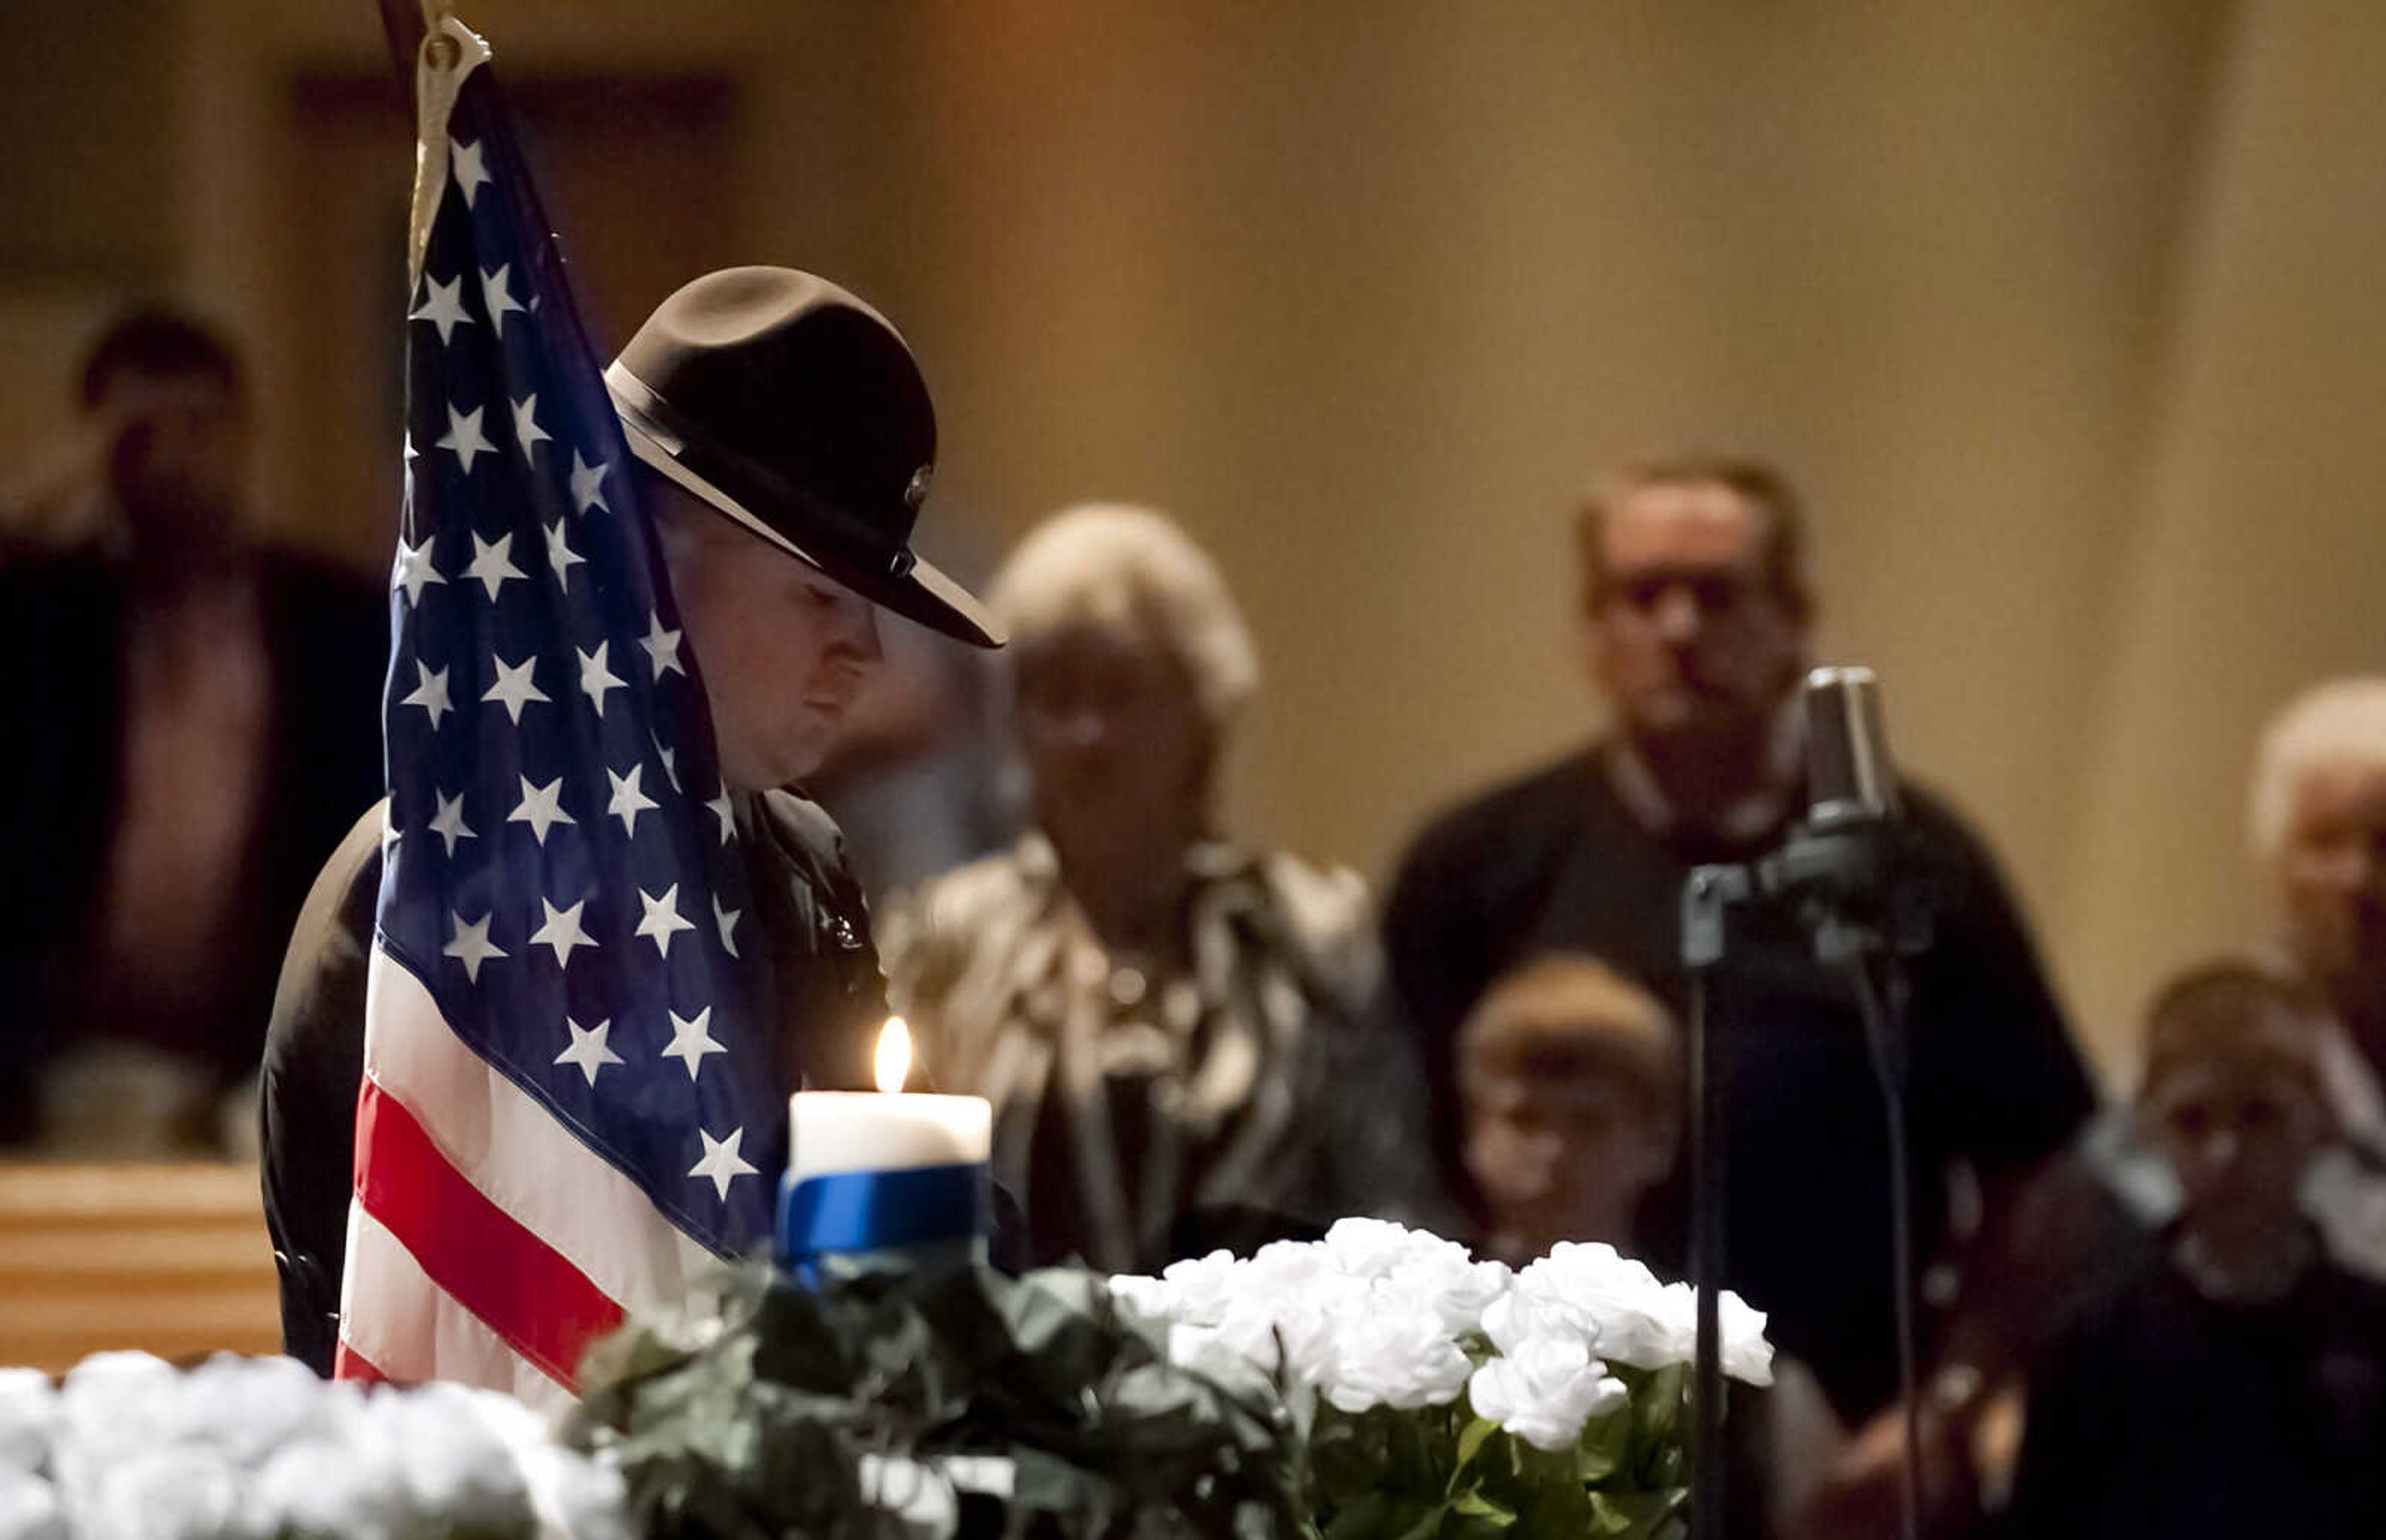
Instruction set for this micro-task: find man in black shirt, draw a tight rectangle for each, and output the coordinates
[1383,456,2095,1434]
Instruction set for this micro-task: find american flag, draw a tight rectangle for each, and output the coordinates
[337,45,783,1406]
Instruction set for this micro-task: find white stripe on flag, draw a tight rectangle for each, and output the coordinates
[363,942,725,1313]
[337,1200,574,1415]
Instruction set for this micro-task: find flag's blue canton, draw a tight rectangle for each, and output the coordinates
[378,70,779,1255]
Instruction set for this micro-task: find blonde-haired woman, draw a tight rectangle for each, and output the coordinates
[883,503,1422,1270]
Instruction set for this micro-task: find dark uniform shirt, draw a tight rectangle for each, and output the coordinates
[259,789,885,1374]
[1383,744,2095,1426]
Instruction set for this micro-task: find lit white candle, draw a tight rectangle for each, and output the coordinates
[786,1019,992,1182]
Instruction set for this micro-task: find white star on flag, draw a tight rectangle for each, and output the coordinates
[713,895,741,959]
[636,884,697,958]
[554,1018,623,1088]
[661,1008,726,1083]
[688,1126,758,1200]
[427,789,475,855]
[450,137,491,207]
[705,793,736,845]
[401,662,453,728]
[511,394,551,463]
[656,743,681,792]
[480,263,526,337]
[606,765,659,836]
[640,612,684,679]
[529,896,597,969]
[408,273,474,345]
[438,402,497,474]
[569,450,611,514]
[393,536,445,605]
[508,774,575,847]
[463,529,528,599]
[577,643,626,713]
[442,911,506,983]
[545,518,585,588]
[482,654,550,724]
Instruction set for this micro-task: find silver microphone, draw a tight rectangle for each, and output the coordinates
[1803,665,1899,828]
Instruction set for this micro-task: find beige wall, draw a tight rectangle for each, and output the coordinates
[9,1,2382,1081]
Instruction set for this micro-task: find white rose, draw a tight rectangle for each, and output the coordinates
[1322,1218,1436,1280]
[1381,1250,1512,1339]
[1241,1238,1341,1293]
[1154,1249,1243,1327]
[178,1354,326,1467]
[1320,1298,1472,1413]
[373,1383,533,1528]
[1255,1271,1373,1393]
[57,1353,183,1462]
[70,1444,253,1540]
[0,1371,57,1475]
[1481,1283,1593,1356]
[252,1437,408,1540]
[1515,1245,1678,1370]
[1467,1336,1629,1452]
[0,1467,64,1540]
[1719,1290,1776,1387]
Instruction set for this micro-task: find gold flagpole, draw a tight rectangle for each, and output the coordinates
[405,3,491,291]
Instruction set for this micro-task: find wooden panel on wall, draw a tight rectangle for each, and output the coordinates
[0,1163,281,1374]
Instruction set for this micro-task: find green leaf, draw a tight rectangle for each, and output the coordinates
[1452,1488,1516,1524]
[1454,1416,1497,1470]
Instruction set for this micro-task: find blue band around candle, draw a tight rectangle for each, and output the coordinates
[777,1160,994,1265]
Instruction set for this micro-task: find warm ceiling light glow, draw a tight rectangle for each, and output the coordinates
[875,1017,912,1094]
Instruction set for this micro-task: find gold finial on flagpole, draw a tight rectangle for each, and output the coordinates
[405,6,491,289]
[420,0,460,70]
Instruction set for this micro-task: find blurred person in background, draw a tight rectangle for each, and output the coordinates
[1456,952,1680,1267]
[0,309,384,1154]
[2080,681,2386,1280]
[1381,454,2095,1498]
[2004,960,2386,1539]
[882,503,1430,1272]
[2256,680,2386,1185]
[1459,951,1845,1538]
[1843,683,2386,1535]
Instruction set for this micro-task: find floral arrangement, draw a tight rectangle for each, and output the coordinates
[0,1224,1769,1540]
[0,1351,624,1540]
[574,1220,1770,1540]
[569,1259,1301,1540]
[1110,1220,1774,1540]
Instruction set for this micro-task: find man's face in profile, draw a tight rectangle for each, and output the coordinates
[95,368,248,548]
[1586,481,1806,754]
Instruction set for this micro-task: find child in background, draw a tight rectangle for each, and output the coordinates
[2004,960,2386,1539]
[1457,954,1681,1267]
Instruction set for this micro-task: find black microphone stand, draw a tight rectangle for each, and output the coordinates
[1682,821,1931,1540]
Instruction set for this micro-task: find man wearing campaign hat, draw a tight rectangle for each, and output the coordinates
[260,268,1001,1373]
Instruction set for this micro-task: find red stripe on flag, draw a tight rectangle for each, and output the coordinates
[333,1341,390,1385]
[353,1077,626,1388]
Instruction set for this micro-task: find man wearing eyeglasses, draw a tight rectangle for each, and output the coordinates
[1382,455,2095,1524]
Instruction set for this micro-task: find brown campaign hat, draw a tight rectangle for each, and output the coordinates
[605,267,1001,649]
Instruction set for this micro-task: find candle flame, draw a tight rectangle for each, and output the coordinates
[875,1017,912,1093]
